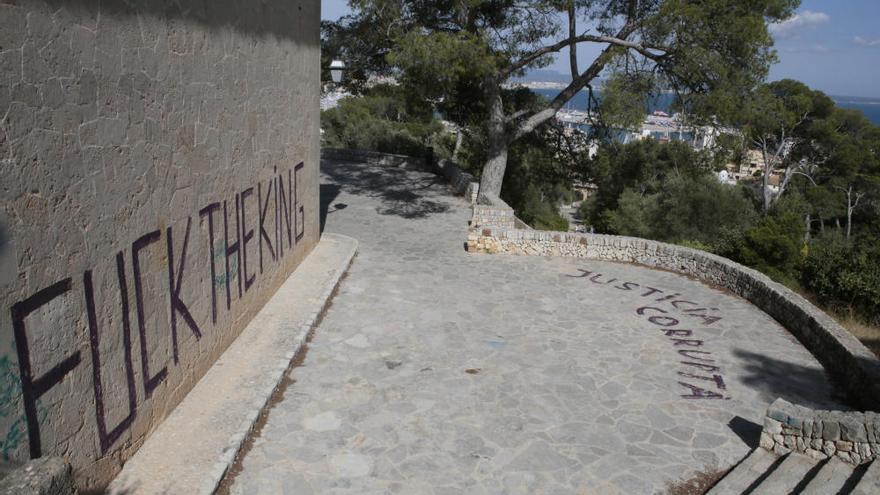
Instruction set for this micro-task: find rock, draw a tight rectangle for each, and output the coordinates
[840,419,867,443]
[835,440,853,452]
[823,441,837,457]
[760,432,774,450]
[805,448,827,461]
[0,457,74,495]
[823,420,841,441]
[764,417,783,434]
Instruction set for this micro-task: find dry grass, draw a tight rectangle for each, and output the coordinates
[836,312,880,358]
[665,467,729,495]
[790,287,880,359]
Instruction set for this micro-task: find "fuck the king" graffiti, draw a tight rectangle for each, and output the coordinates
[6,162,307,460]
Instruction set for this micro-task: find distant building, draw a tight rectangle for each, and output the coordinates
[555,110,726,151]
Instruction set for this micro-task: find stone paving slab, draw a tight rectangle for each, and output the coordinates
[108,233,357,495]
[229,159,844,494]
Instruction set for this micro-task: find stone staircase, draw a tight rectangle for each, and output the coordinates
[707,449,880,494]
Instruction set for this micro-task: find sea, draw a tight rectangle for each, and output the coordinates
[530,88,880,126]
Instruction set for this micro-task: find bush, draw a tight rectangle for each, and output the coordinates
[598,173,757,246]
[735,211,805,283]
[515,184,569,231]
[801,239,880,325]
[321,85,448,158]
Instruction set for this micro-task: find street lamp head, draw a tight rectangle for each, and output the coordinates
[329,60,345,83]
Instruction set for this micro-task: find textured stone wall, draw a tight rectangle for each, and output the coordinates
[0,0,320,489]
[761,398,880,464]
[321,149,482,204]
[438,159,479,204]
[321,148,432,171]
[466,228,880,412]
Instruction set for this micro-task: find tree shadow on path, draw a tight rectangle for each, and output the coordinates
[731,349,853,410]
[321,159,452,220]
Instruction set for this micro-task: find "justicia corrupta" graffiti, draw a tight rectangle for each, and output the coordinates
[569,268,729,400]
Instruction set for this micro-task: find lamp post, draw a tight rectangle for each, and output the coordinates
[329,60,345,84]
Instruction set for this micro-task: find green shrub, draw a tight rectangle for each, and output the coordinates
[801,239,880,325]
[736,211,805,283]
[321,86,447,158]
[515,184,569,231]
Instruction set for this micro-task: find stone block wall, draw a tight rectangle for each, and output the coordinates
[0,0,320,489]
[466,228,880,412]
[321,147,433,172]
[761,399,880,464]
[438,159,478,204]
[471,197,516,230]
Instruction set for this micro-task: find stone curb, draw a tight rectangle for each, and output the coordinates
[0,457,74,495]
[107,233,358,494]
[466,227,880,412]
[761,398,880,464]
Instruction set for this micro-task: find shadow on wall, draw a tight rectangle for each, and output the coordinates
[732,349,852,410]
[321,159,452,220]
[40,0,311,41]
[319,184,343,233]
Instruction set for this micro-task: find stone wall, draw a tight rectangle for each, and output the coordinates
[438,159,479,204]
[321,149,485,205]
[466,228,880,412]
[321,147,433,172]
[472,201,516,230]
[0,0,320,489]
[761,399,880,464]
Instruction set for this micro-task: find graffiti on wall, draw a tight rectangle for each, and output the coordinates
[3,162,307,459]
[569,268,729,400]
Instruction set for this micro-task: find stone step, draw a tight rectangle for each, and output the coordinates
[800,457,855,495]
[707,449,779,495]
[751,452,820,495]
[850,458,880,495]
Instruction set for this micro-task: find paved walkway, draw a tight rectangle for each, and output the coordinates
[230,159,844,494]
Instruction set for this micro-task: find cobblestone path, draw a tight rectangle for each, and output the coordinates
[230,159,844,494]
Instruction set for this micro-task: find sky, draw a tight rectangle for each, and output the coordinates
[321,0,880,98]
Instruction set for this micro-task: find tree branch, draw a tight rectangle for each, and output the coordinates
[568,4,578,80]
[510,23,640,141]
[500,33,666,79]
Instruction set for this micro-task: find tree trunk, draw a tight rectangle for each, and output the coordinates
[452,129,464,162]
[846,203,853,241]
[761,147,771,213]
[804,213,811,243]
[478,78,508,201]
[844,186,855,242]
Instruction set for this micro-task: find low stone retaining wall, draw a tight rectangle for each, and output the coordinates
[466,228,880,412]
[472,198,517,230]
[321,148,434,173]
[438,159,479,204]
[761,398,880,464]
[322,149,486,206]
